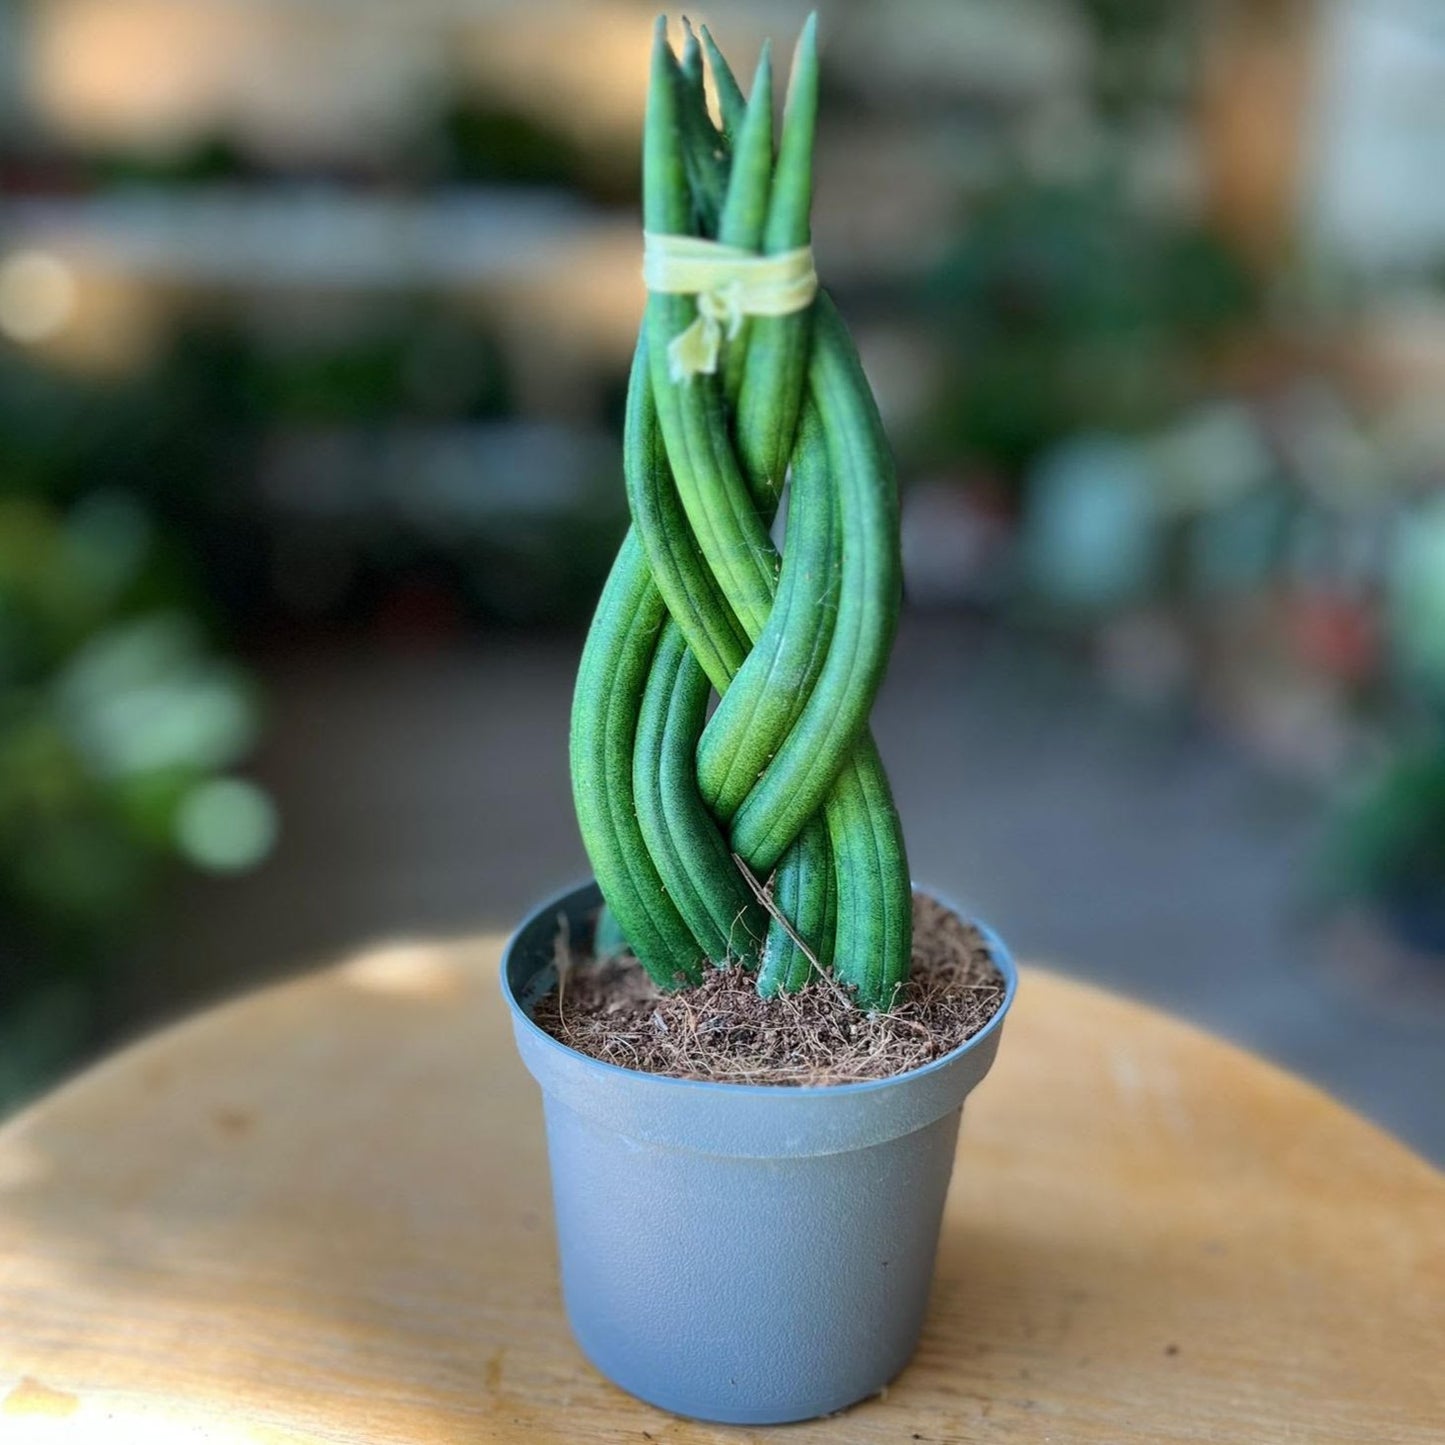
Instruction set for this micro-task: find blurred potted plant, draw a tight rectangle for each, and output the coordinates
[1318,744,1445,957]
[0,490,274,1108]
[502,19,1015,1425]
[1317,498,1445,958]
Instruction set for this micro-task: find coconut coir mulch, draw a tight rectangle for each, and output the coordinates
[532,894,1006,1086]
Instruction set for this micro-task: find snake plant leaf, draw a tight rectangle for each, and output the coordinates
[572,15,912,1008]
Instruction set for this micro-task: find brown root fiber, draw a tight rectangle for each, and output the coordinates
[532,893,1006,1086]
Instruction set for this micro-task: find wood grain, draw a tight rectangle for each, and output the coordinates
[0,935,1441,1443]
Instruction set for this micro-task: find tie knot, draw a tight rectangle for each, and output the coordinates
[641,233,818,383]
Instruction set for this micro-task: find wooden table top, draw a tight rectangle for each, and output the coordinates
[1,933,1441,1444]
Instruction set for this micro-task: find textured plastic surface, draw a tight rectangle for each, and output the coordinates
[502,880,1016,1425]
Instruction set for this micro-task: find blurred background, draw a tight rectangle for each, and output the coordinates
[2,0,1443,1157]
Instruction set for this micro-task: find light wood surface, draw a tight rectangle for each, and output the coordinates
[1,935,1442,1444]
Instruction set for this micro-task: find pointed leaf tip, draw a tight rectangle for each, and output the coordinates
[651,14,683,83]
[698,20,747,138]
[678,15,703,86]
[785,10,820,110]
[800,12,819,58]
[751,39,774,113]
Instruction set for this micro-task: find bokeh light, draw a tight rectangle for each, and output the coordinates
[174,779,278,873]
[0,251,78,344]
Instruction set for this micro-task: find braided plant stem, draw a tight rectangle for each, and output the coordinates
[570,17,912,1010]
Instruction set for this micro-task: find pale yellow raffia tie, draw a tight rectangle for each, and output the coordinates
[642,232,817,383]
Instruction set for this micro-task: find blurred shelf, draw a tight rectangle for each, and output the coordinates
[7,185,638,289]
[257,419,618,522]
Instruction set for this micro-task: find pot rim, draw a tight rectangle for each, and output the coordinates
[501,877,1018,1099]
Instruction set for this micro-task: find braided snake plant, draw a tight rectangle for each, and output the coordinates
[571,16,912,1010]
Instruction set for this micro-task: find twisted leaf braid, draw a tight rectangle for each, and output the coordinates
[570,17,912,1009]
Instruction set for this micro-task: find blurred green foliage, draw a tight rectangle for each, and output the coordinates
[0,488,271,1106]
[1322,498,1445,944]
[0,283,624,1102]
[0,303,518,624]
[1318,744,1445,951]
[923,181,1256,477]
[433,101,589,190]
[80,96,608,196]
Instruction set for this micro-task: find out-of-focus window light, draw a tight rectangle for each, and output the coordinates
[0,249,78,344]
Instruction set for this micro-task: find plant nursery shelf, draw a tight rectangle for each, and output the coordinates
[0,935,1439,1443]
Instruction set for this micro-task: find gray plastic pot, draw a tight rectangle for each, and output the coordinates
[502,880,1016,1425]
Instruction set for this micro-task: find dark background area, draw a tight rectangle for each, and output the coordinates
[2,0,1443,1158]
